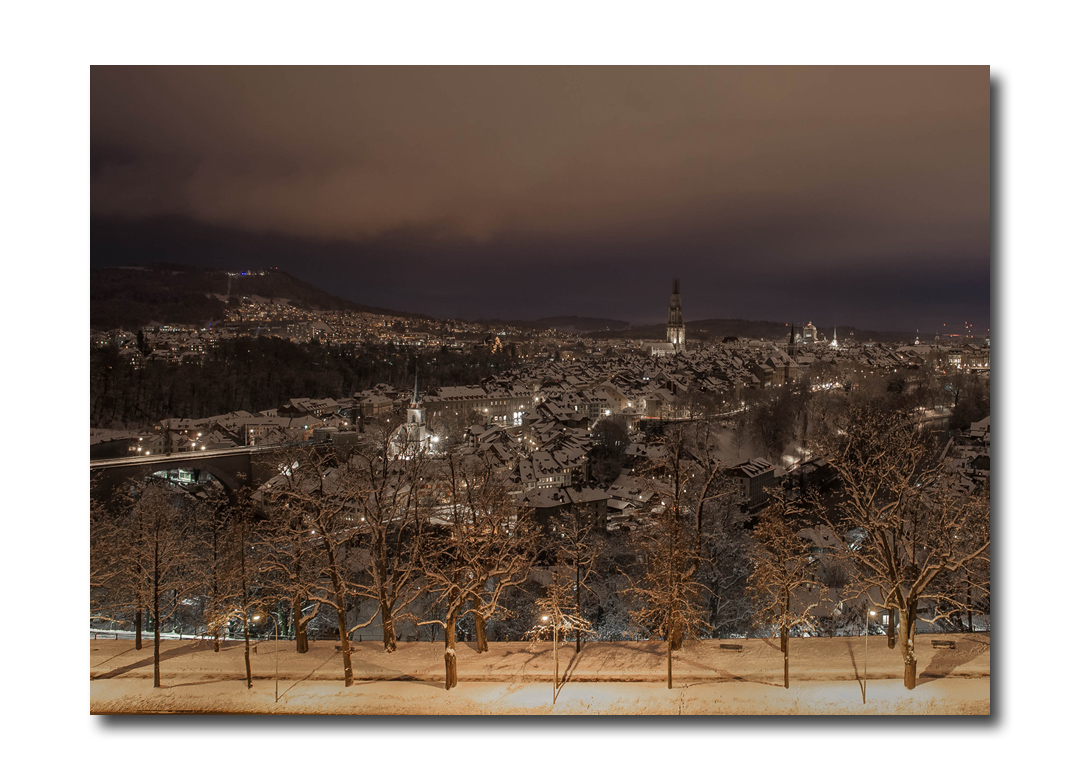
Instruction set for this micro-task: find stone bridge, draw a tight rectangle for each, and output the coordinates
[90,446,293,505]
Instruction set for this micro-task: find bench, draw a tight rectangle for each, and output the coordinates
[931,639,956,650]
[718,643,743,652]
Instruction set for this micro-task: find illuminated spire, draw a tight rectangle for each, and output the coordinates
[405,365,426,431]
[666,278,685,352]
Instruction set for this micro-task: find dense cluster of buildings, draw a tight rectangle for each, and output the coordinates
[92,278,991,532]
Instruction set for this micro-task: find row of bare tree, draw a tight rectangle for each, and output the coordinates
[92,398,988,693]
[747,402,990,689]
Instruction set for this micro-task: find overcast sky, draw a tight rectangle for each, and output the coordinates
[91,66,991,333]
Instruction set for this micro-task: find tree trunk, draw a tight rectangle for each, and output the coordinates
[152,533,162,688]
[473,598,489,653]
[322,537,354,687]
[904,641,917,689]
[240,521,254,689]
[243,611,253,689]
[781,625,790,689]
[135,606,143,651]
[336,610,354,687]
[294,595,309,653]
[575,562,583,653]
[899,601,918,690]
[444,606,459,690]
[670,622,684,652]
[381,598,397,653]
[667,636,673,689]
[887,609,897,649]
[152,581,161,688]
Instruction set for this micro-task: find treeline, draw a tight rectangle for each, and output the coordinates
[91,402,990,694]
[91,266,230,330]
[90,431,758,691]
[90,336,522,428]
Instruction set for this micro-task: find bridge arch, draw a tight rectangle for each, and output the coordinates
[91,450,255,507]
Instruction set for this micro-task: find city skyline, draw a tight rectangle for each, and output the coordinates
[91,66,992,333]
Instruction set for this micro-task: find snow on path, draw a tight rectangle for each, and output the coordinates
[90,635,990,715]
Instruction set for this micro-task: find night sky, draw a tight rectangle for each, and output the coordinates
[91,66,991,333]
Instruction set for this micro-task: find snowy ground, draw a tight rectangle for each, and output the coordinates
[91,633,990,715]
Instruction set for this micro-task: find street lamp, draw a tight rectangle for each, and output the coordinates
[541,613,558,704]
[864,609,877,701]
[253,612,282,703]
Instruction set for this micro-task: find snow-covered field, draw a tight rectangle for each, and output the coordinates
[91,634,990,715]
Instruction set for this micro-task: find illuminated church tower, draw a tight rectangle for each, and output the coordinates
[407,373,426,427]
[667,279,686,353]
[392,371,433,458]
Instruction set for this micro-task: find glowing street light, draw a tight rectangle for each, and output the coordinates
[864,609,877,702]
[540,613,558,704]
[252,612,282,703]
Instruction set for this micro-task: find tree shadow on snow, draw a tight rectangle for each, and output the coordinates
[91,641,210,679]
[917,635,990,687]
[844,639,866,702]
[91,646,141,669]
[354,675,444,690]
[278,652,340,698]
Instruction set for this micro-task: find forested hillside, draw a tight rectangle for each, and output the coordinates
[90,336,522,428]
[90,265,402,330]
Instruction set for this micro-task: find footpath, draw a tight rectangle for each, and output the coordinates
[90,633,991,715]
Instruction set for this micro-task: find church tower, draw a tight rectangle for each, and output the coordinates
[667,279,686,353]
[393,368,432,459]
[407,372,426,427]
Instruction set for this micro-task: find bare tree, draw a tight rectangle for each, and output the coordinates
[626,499,712,689]
[258,445,362,687]
[336,425,432,652]
[90,484,147,645]
[100,479,195,687]
[810,403,990,688]
[548,511,604,652]
[188,491,234,653]
[525,571,595,703]
[254,451,322,653]
[420,450,539,688]
[730,413,749,460]
[640,422,735,648]
[225,487,267,689]
[748,495,825,688]
[750,386,800,464]
[697,494,755,638]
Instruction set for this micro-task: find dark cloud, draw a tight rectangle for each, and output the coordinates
[91,66,991,332]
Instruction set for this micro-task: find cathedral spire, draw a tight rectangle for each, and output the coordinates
[666,278,685,353]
